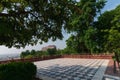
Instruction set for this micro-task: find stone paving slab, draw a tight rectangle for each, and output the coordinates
[92,60,109,80]
[103,75,120,80]
[105,59,120,77]
[34,58,109,80]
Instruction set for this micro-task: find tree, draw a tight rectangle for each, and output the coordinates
[84,27,99,53]
[0,0,77,48]
[95,5,120,53]
[20,50,30,58]
[31,50,36,55]
[66,0,106,53]
[83,10,115,53]
[66,35,89,53]
[47,48,57,56]
[104,5,120,52]
[94,10,115,52]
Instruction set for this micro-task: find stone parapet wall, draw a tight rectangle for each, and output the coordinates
[62,54,113,59]
[0,54,113,64]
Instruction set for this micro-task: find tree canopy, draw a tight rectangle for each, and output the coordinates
[1,0,120,54]
[66,0,106,53]
[66,4,120,54]
[0,0,77,48]
[100,5,120,52]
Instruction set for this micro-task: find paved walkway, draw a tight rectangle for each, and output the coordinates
[103,59,120,80]
[34,58,111,80]
[105,59,120,77]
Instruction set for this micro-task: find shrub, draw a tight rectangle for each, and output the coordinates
[31,50,36,55]
[0,62,37,80]
[61,48,77,55]
[25,55,33,59]
[20,50,31,58]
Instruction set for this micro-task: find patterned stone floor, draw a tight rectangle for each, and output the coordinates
[103,75,120,80]
[34,58,109,80]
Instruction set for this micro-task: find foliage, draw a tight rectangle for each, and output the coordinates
[20,50,31,58]
[105,6,120,52]
[0,0,77,48]
[94,10,114,52]
[25,55,33,59]
[112,48,120,61]
[20,48,78,58]
[4,0,120,55]
[96,5,120,53]
[84,27,98,53]
[66,0,106,53]
[20,50,40,58]
[66,35,89,53]
[0,62,37,80]
[114,48,120,55]
[61,47,77,55]
[47,48,57,56]
[56,49,62,55]
[106,29,120,52]
[66,2,120,54]
[20,48,58,58]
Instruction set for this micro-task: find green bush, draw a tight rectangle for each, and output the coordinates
[0,62,37,80]
[61,48,77,55]
[20,50,31,58]
[25,55,33,59]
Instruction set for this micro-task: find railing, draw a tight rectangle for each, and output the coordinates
[62,54,113,59]
[0,55,62,64]
[0,54,113,64]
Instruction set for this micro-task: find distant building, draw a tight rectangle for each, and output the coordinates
[41,45,56,51]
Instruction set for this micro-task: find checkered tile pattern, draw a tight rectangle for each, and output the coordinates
[103,75,120,80]
[34,58,106,80]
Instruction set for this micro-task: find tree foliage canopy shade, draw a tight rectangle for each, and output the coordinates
[66,0,106,53]
[1,0,120,54]
[101,5,120,52]
[66,4,120,54]
[0,0,77,48]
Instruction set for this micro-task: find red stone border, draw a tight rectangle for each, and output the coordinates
[0,55,61,64]
[0,54,113,64]
[62,54,113,59]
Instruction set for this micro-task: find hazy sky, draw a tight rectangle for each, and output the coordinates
[0,0,120,55]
